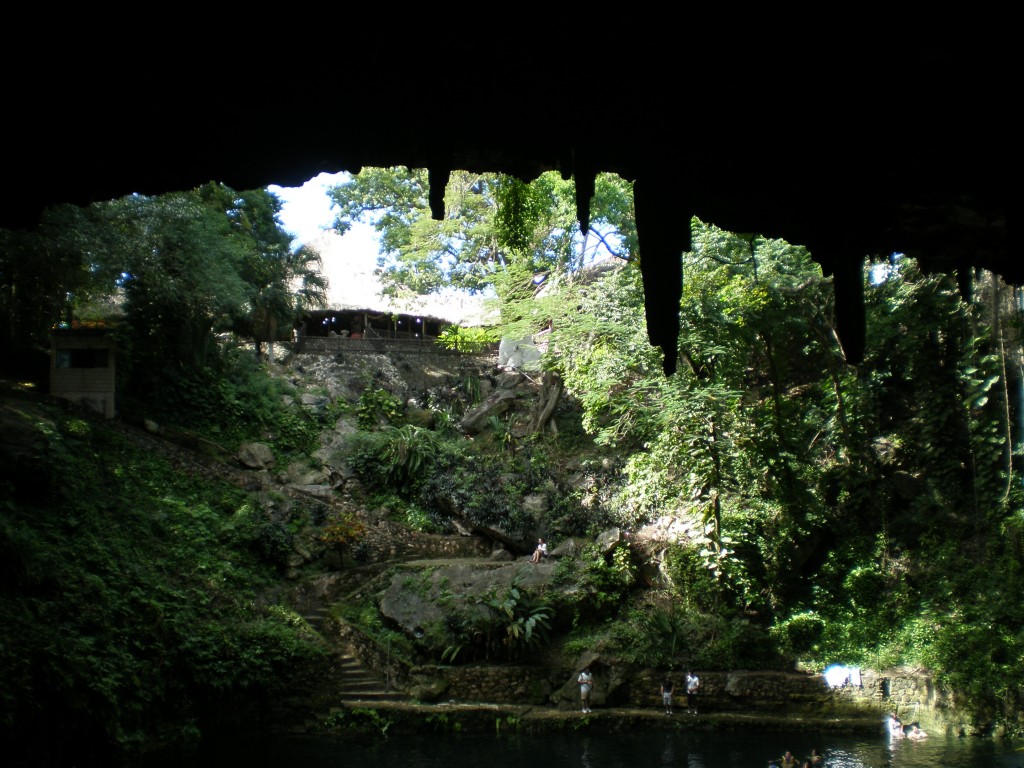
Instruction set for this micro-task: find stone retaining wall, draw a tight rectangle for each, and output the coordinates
[827,667,942,717]
[399,665,879,714]
[407,665,555,705]
[332,621,944,723]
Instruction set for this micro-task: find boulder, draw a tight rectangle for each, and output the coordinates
[237,441,275,470]
[378,560,558,639]
[459,389,517,434]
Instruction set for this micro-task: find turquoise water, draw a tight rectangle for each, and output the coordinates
[142,728,1024,768]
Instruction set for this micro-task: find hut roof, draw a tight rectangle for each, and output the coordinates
[306,231,494,326]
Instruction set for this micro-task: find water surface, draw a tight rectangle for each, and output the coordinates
[142,727,1024,768]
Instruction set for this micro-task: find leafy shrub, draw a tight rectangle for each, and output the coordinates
[397,503,442,533]
[693,616,780,670]
[357,387,403,430]
[617,598,691,667]
[772,610,825,657]
[320,509,367,552]
[547,543,638,631]
[426,397,462,434]
[546,490,610,537]
[252,520,294,568]
[0,404,325,762]
[438,575,553,663]
[437,325,498,354]
[321,707,393,737]
[660,543,723,613]
[417,449,533,538]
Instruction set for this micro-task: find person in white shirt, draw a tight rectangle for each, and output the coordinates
[888,712,905,739]
[577,667,593,713]
[530,537,548,564]
[685,671,700,714]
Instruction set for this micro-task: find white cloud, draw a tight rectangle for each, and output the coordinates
[269,171,380,272]
[271,171,492,325]
[269,171,347,247]
[305,231,492,326]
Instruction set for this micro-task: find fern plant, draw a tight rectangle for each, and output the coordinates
[380,424,443,490]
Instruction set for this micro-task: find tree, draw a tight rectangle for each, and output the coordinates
[201,184,328,362]
[88,191,251,396]
[9,183,323,423]
[539,219,863,615]
[327,167,632,305]
[0,205,122,371]
[326,167,635,436]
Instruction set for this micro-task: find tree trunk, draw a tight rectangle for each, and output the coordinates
[435,494,530,554]
[531,371,562,433]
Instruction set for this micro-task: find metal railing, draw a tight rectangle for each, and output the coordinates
[294,335,499,355]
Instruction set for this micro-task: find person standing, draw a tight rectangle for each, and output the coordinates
[685,670,700,714]
[887,711,905,739]
[660,674,674,715]
[578,667,593,713]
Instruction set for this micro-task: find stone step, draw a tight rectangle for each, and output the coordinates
[303,607,329,631]
[335,653,406,702]
[339,676,387,690]
[338,691,408,703]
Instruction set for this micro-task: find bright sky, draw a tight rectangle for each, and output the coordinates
[268,171,344,246]
[269,169,617,268]
[268,171,379,268]
[268,171,488,323]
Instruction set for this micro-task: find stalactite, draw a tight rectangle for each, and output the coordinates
[428,165,450,221]
[573,162,595,237]
[633,169,688,376]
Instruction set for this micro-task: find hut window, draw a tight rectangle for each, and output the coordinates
[56,348,109,369]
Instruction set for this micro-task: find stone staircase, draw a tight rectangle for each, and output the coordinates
[335,649,407,704]
[302,604,331,634]
[300,603,407,705]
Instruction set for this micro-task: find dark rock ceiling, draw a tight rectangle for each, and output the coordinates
[3,54,1015,374]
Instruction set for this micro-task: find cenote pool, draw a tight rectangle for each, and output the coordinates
[138,726,1024,768]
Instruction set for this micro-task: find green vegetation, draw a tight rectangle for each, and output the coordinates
[425,711,463,733]
[2,166,1023,762]
[0,401,325,764]
[437,325,498,353]
[494,714,522,735]
[356,387,404,431]
[1,182,327,452]
[322,707,393,738]
[439,574,553,663]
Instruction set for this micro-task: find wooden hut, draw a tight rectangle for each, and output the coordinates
[50,326,117,418]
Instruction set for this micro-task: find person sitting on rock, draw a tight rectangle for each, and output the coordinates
[530,537,548,563]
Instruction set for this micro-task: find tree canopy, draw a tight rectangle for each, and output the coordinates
[1,182,327,434]
[326,167,633,306]
[325,166,1023,708]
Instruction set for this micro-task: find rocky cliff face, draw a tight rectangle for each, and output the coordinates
[254,347,969,734]
[257,344,626,544]
[0,365,957,734]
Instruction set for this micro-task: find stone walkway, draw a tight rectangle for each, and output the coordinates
[310,699,883,736]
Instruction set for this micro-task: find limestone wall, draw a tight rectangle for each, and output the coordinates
[332,622,945,722]
[397,665,880,714]
[829,667,944,718]
[407,665,555,705]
